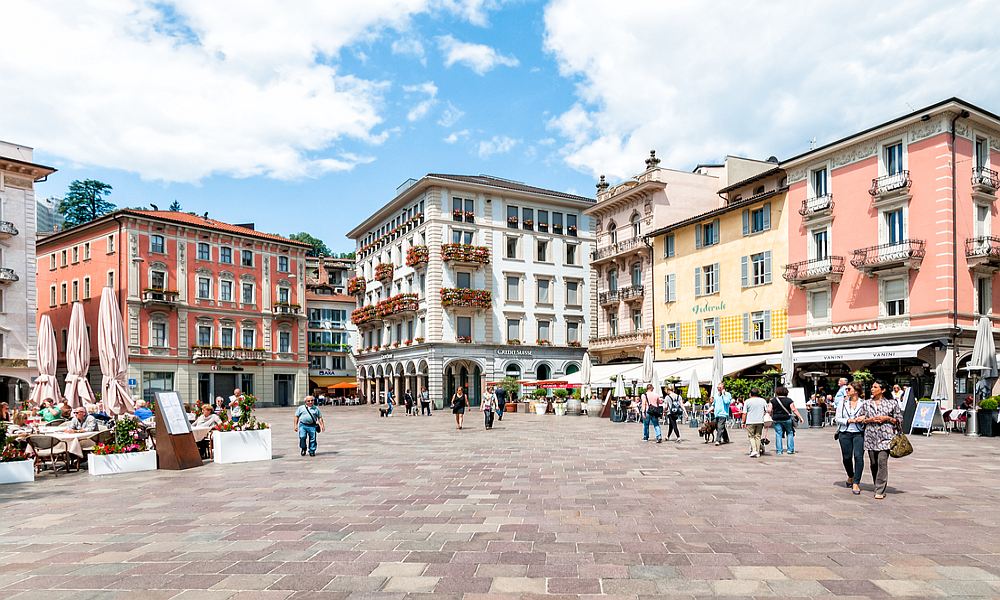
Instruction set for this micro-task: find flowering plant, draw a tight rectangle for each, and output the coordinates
[375,263,394,281]
[537,340,552,346]
[568,225,578,234]
[404,339,412,346]
[452,209,464,219]
[568,341,582,347]
[91,415,147,454]
[457,336,473,343]
[415,337,425,343]
[348,277,366,295]
[374,293,419,318]
[523,219,534,227]
[351,304,378,325]
[506,339,521,346]
[441,244,490,264]
[440,288,492,308]
[0,423,27,462]
[464,210,475,220]
[217,393,269,431]
[406,245,429,267]
[507,216,519,224]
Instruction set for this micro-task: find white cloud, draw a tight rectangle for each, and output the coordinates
[444,129,470,144]
[403,82,438,122]
[437,102,465,128]
[435,0,501,26]
[478,135,519,157]
[543,0,1000,178]
[391,37,427,64]
[437,35,519,75]
[0,0,490,182]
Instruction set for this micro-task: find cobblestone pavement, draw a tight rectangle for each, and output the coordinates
[2,406,1000,599]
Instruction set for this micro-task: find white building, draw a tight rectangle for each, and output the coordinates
[347,174,595,408]
[0,140,55,405]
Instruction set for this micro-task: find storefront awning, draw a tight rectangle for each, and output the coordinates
[564,354,776,386]
[768,342,931,365]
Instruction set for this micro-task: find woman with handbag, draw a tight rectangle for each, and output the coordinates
[451,386,468,430]
[861,380,903,500]
[835,380,866,495]
[482,386,497,430]
[640,384,664,443]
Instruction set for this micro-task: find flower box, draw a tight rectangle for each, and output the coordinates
[213,429,272,464]
[506,339,521,346]
[375,263,394,282]
[537,340,552,346]
[0,460,34,484]
[457,336,473,344]
[440,288,492,309]
[415,337,425,343]
[568,341,581,347]
[441,244,490,265]
[88,450,157,476]
[348,277,366,295]
[406,245,429,267]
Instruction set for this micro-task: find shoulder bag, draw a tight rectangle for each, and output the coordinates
[305,406,321,432]
[889,422,913,458]
[645,394,663,418]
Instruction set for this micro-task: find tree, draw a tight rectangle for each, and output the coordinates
[338,252,356,259]
[169,200,182,211]
[58,179,116,228]
[289,232,331,257]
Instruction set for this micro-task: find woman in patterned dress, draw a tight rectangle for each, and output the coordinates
[862,380,903,500]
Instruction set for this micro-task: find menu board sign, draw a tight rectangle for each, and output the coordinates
[155,391,192,435]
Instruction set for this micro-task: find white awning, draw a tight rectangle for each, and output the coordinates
[655,354,778,384]
[563,363,644,386]
[768,342,931,365]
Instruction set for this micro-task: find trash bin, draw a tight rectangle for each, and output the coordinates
[810,405,825,428]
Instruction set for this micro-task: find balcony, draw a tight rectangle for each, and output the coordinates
[972,166,999,199]
[619,285,644,302]
[191,347,267,362]
[405,245,428,269]
[783,256,845,287]
[440,288,491,310]
[0,221,18,238]
[142,288,180,307]
[347,276,366,296]
[441,243,490,268]
[799,194,834,219]
[966,236,1000,272]
[273,303,302,319]
[374,263,394,283]
[588,329,653,352]
[308,343,351,354]
[592,236,644,264]
[598,289,619,306]
[0,268,18,284]
[869,171,911,205]
[851,239,925,275]
[375,293,420,319]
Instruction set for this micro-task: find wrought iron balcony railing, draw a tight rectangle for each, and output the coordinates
[973,166,999,191]
[851,239,925,271]
[799,194,833,216]
[869,171,911,197]
[783,256,845,285]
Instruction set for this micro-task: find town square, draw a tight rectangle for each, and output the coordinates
[4,1,1000,598]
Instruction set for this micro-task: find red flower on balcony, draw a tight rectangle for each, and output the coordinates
[350,304,377,325]
[348,276,366,295]
[507,216,519,224]
[440,288,492,308]
[406,245,429,267]
[457,336,473,343]
[452,209,464,219]
[404,339,412,346]
[374,293,419,318]
[375,263,394,281]
[441,243,491,264]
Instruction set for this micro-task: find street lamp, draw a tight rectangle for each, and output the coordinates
[962,365,989,437]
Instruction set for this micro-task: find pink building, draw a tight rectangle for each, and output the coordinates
[783,98,1000,407]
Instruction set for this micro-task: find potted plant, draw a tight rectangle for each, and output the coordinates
[213,393,272,464]
[89,416,157,476]
[501,376,520,413]
[979,396,998,437]
[0,423,33,484]
[532,388,549,415]
[552,388,569,416]
[566,387,583,416]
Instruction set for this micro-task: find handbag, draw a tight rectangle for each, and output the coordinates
[889,424,913,458]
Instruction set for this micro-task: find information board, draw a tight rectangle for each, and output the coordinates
[910,400,945,434]
[788,387,807,409]
[155,391,192,435]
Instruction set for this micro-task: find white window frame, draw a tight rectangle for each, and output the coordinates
[879,137,908,177]
[150,269,167,291]
[537,319,551,342]
[49,284,56,307]
[879,206,908,247]
[150,234,166,254]
[83,277,91,299]
[220,326,235,348]
[106,234,115,254]
[976,275,993,316]
[666,323,681,349]
[241,282,255,304]
[506,318,521,342]
[277,286,291,304]
[451,227,474,245]
[880,276,908,317]
[505,275,521,302]
[278,256,290,272]
[151,320,169,348]
[663,233,675,258]
[567,320,580,344]
[241,249,254,267]
[456,315,473,339]
[83,242,91,260]
[565,242,578,265]
[278,330,292,353]
[566,280,581,306]
[242,328,256,348]
[750,311,767,342]
[505,235,520,260]
[810,227,830,261]
[536,277,552,305]
[808,163,831,198]
[197,325,213,346]
[220,246,233,264]
[807,287,832,326]
[219,279,234,302]
[975,201,992,238]
[197,242,211,261]
[536,239,549,262]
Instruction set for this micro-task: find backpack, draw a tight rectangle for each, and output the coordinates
[669,396,683,417]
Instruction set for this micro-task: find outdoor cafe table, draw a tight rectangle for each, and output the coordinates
[191,425,213,443]
[22,429,100,458]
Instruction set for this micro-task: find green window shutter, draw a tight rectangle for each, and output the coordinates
[742,209,750,236]
[694,267,702,296]
[763,202,771,231]
[764,251,772,284]
[668,274,676,302]
[741,256,749,288]
[713,263,720,293]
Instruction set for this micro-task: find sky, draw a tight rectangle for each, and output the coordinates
[4,0,1000,253]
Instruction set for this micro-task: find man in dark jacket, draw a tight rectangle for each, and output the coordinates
[494,386,507,421]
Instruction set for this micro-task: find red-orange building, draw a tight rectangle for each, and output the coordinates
[36,210,310,406]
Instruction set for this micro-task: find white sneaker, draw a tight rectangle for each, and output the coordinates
[750,452,759,458]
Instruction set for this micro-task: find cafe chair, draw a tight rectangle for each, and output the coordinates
[28,435,70,476]
[145,427,156,450]
[47,419,66,427]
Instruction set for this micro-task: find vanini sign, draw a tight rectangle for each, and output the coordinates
[832,321,879,334]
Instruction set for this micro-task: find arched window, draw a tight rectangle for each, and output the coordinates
[536,364,551,381]
[607,220,618,244]
[754,185,765,195]
[608,268,618,291]
[631,262,642,288]
[565,364,580,376]
[630,213,641,238]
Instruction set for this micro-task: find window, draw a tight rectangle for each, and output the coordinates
[696,219,720,248]
[151,322,167,347]
[976,204,991,238]
[62,329,67,351]
[197,325,212,346]
[505,236,519,259]
[537,240,549,262]
[107,234,115,254]
[538,210,549,232]
[456,316,472,339]
[451,229,473,244]
[978,276,992,316]
[812,167,828,197]
[666,323,681,349]
[812,229,829,261]
[220,247,233,264]
[72,246,79,263]
[630,262,642,288]
[83,242,91,260]
[241,250,253,267]
[49,254,55,270]
[150,234,165,253]
[698,318,719,346]
[506,275,520,301]
[809,289,830,323]
[107,271,115,288]
[885,208,904,245]
[279,331,291,353]
[664,274,676,303]
[695,263,720,296]
[0,289,4,312]
[71,280,79,301]
[608,268,618,291]
[882,278,907,316]
[608,220,618,244]
[742,251,772,287]
[630,213,641,239]
[744,310,771,342]
[632,309,642,331]
[609,313,619,336]
[197,243,210,260]
[566,244,577,265]
[663,234,675,258]
[552,212,563,234]
[976,136,990,170]
[150,270,166,290]
[242,328,256,348]
[522,207,534,230]
[220,327,234,347]
[567,213,578,236]
[60,250,67,266]
[535,279,549,304]
[743,203,771,235]
[220,280,233,302]
[277,286,290,304]
[197,277,211,299]
[885,141,904,175]
[49,285,56,307]
[83,277,90,299]
[537,320,550,342]
[507,205,519,229]
[278,256,289,272]
[242,283,254,304]
[566,281,580,305]
[456,272,471,289]
[567,321,579,344]
[60,282,67,304]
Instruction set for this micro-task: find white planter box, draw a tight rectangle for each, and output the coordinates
[0,460,35,484]
[533,402,548,415]
[88,450,157,476]
[554,403,567,416]
[213,429,272,464]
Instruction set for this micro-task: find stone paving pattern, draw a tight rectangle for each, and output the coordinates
[2,406,1000,599]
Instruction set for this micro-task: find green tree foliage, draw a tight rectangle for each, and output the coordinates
[168,200,182,211]
[58,179,116,228]
[289,232,331,257]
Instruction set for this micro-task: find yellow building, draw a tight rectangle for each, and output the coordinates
[649,159,789,370]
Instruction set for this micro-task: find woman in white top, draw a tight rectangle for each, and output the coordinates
[193,403,223,428]
[835,380,866,495]
[482,386,498,430]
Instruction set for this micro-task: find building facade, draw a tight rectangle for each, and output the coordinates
[783,98,1000,407]
[649,158,789,375]
[347,174,594,409]
[0,141,55,405]
[304,256,358,393]
[37,210,310,406]
[36,196,62,236]
[584,151,724,365]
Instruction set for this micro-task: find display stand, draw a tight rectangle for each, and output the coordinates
[153,391,203,470]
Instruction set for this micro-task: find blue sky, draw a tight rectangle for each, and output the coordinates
[8,0,1000,253]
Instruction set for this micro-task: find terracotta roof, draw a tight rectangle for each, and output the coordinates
[306,291,356,303]
[122,210,310,247]
[426,174,594,203]
[717,166,783,194]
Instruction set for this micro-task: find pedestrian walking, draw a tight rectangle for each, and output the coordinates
[640,383,664,443]
[385,389,395,416]
[742,391,767,458]
[451,386,468,430]
[404,388,414,415]
[862,380,903,500]
[770,386,803,455]
[836,380,866,495]
[494,385,507,421]
[482,385,497,430]
[712,382,732,446]
[419,386,431,416]
[293,395,325,457]
[664,384,686,442]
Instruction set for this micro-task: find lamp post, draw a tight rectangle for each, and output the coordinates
[962,365,988,437]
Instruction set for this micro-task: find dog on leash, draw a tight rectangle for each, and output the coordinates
[698,419,717,443]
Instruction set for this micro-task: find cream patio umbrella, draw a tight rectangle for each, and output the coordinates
[28,315,63,408]
[966,316,998,436]
[686,368,702,424]
[641,345,654,386]
[930,362,949,402]
[63,302,96,409]
[97,287,135,416]
[780,334,795,387]
[580,352,592,400]
[711,340,725,391]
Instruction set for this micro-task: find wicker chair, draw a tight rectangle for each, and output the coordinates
[28,435,69,476]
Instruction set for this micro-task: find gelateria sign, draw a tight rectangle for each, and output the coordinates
[691,301,726,315]
[832,321,879,335]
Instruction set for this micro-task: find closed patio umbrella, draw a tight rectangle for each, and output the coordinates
[780,334,795,386]
[711,340,724,391]
[930,362,948,402]
[613,373,627,398]
[971,316,998,380]
[63,302,95,409]
[641,345,654,386]
[685,368,701,400]
[580,352,592,399]
[28,315,63,408]
[97,287,135,416]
